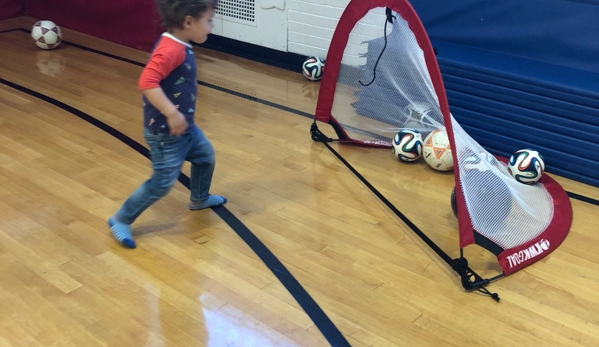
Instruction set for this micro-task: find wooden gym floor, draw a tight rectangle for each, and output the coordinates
[1,16,599,347]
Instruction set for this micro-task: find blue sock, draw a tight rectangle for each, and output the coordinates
[189,195,227,210]
[107,216,136,249]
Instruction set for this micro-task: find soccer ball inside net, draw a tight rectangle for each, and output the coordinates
[508,149,545,184]
[302,56,325,81]
[31,20,63,50]
[392,129,423,162]
[423,130,453,171]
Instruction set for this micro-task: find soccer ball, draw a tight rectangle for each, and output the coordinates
[508,149,545,184]
[302,56,325,81]
[392,129,423,162]
[31,20,63,50]
[423,129,453,171]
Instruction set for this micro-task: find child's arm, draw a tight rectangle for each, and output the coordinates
[142,88,188,136]
[139,39,189,136]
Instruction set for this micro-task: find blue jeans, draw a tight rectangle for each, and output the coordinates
[115,124,216,224]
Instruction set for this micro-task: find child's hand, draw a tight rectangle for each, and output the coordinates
[140,88,189,136]
[166,111,188,136]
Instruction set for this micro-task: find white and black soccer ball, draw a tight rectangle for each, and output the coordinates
[392,128,423,162]
[508,149,545,184]
[302,56,325,81]
[31,20,63,50]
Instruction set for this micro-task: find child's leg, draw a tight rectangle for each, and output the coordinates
[114,167,182,223]
[186,125,226,210]
[109,129,187,247]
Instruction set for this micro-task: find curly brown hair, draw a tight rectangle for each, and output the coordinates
[156,0,218,30]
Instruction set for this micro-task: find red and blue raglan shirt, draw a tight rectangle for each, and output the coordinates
[139,33,197,134]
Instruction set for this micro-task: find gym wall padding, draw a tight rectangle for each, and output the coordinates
[410,0,599,187]
[435,41,599,187]
[27,0,164,52]
[411,0,599,74]
[0,0,26,20]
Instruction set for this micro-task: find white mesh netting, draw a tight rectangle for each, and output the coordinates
[331,8,553,249]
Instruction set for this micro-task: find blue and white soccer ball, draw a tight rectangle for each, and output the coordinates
[508,149,545,184]
[302,56,325,81]
[392,129,423,162]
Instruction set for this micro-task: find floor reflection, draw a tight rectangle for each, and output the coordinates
[35,49,66,77]
[202,305,301,347]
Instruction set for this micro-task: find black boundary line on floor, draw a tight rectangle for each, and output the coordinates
[40,27,599,206]
[9,27,598,205]
[3,29,349,345]
[199,34,308,73]
[321,141,456,264]
[3,24,598,327]
[0,77,351,347]
[567,191,599,205]
[5,28,599,207]
[0,66,349,347]
[12,28,315,120]
[0,28,21,34]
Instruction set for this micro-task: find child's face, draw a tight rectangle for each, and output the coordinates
[189,9,215,44]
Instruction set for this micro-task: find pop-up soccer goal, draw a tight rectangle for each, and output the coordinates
[310,0,573,300]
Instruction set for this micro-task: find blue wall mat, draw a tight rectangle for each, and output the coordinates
[411,0,599,73]
[431,39,599,187]
[356,4,599,186]
[406,0,599,186]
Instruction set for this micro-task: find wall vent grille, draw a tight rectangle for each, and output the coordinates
[216,0,255,22]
